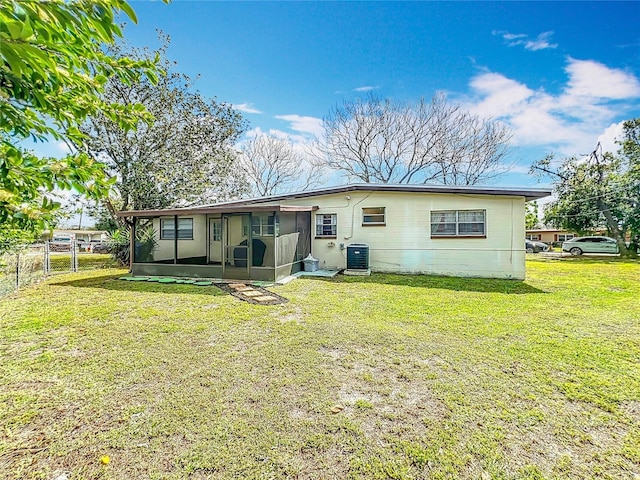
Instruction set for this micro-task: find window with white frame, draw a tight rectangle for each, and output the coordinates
[211,221,221,242]
[526,234,541,240]
[251,214,277,236]
[430,210,485,237]
[316,213,337,237]
[160,218,194,240]
[362,207,386,225]
[558,234,575,242]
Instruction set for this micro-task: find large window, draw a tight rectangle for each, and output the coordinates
[430,210,485,237]
[316,213,337,237]
[362,207,386,226]
[160,218,194,240]
[557,234,575,242]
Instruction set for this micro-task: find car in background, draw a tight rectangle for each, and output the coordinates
[76,240,91,252]
[562,236,619,255]
[92,242,111,254]
[49,236,72,252]
[525,240,550,253]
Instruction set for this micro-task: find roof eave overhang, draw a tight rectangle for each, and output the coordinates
[116,204,317,218]
[195,184,552,206]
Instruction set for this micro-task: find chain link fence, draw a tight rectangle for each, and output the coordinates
[1,242,119,296]
[0,245,46,296]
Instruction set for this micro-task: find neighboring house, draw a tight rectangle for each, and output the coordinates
[41,229,108,243]
[117,184,550,282]
[525,229,577,244]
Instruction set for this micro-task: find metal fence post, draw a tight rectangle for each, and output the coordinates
[15,252,20,290]
[44,241,50,275]
[72,243,77,272]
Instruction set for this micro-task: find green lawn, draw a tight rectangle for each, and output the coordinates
[1,258,638,479]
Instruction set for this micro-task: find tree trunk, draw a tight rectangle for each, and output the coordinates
[105,199,131,231]
[597,199,637,258]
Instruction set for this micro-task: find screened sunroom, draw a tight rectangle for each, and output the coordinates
[118,205,314,282]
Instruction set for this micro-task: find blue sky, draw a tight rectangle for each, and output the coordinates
[44,1,640,205]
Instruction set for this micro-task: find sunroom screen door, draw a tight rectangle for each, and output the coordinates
[222,214,251,279]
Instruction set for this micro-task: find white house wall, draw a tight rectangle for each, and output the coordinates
[153,215,207,261]
[262,191,526,280]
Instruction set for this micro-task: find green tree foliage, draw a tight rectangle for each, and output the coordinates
[80,34,249,225]
[533,118,640,257]
[87,201,120,232]
[525,201,540,230]
[0,0,161,251]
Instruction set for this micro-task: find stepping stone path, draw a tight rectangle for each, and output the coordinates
[117,277,287,305]
[225,283,286,305]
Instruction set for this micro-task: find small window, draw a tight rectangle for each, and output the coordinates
[316,214,337,237]
[362,207,385,225]
[211,221,221,242]
[161,218,194,240]
[431,210,485,237]
[526,234,540,241]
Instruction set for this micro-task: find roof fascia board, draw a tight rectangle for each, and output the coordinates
[116,204,317,218]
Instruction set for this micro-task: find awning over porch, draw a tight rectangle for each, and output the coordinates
[116,204,317,218]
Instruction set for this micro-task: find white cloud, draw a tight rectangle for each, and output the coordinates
[464,58,640,155]
[501,32,527,41]
[565,58,640,99]
[525,31,557,51]
[493,30,557,51]
[597,121,625,154]
[244,126,302,142]
[354,85,380,92]
[274,114,324,138]
[241,127,312,153]
[233,103,263,114]
[469,72,534,118]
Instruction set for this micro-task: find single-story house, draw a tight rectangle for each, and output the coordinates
[525,229,577,243]
[117,184,551,282]
[41,229,108,243]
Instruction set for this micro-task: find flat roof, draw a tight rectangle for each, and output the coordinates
[117,183,551,217]
[201,183,552,206]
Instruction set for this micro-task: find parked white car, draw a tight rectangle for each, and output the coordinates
[562,236,619,255]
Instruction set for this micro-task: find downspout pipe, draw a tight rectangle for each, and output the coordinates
[174,215,178,264]
[129,217,136,272]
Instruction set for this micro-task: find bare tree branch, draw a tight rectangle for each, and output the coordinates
[239,133,324,196]
[314,93,512,185]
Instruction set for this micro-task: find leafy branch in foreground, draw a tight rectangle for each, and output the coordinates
[0,0,164,247]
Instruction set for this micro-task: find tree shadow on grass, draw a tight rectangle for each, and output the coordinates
[52,274,226,297]
[308,273,545,294]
